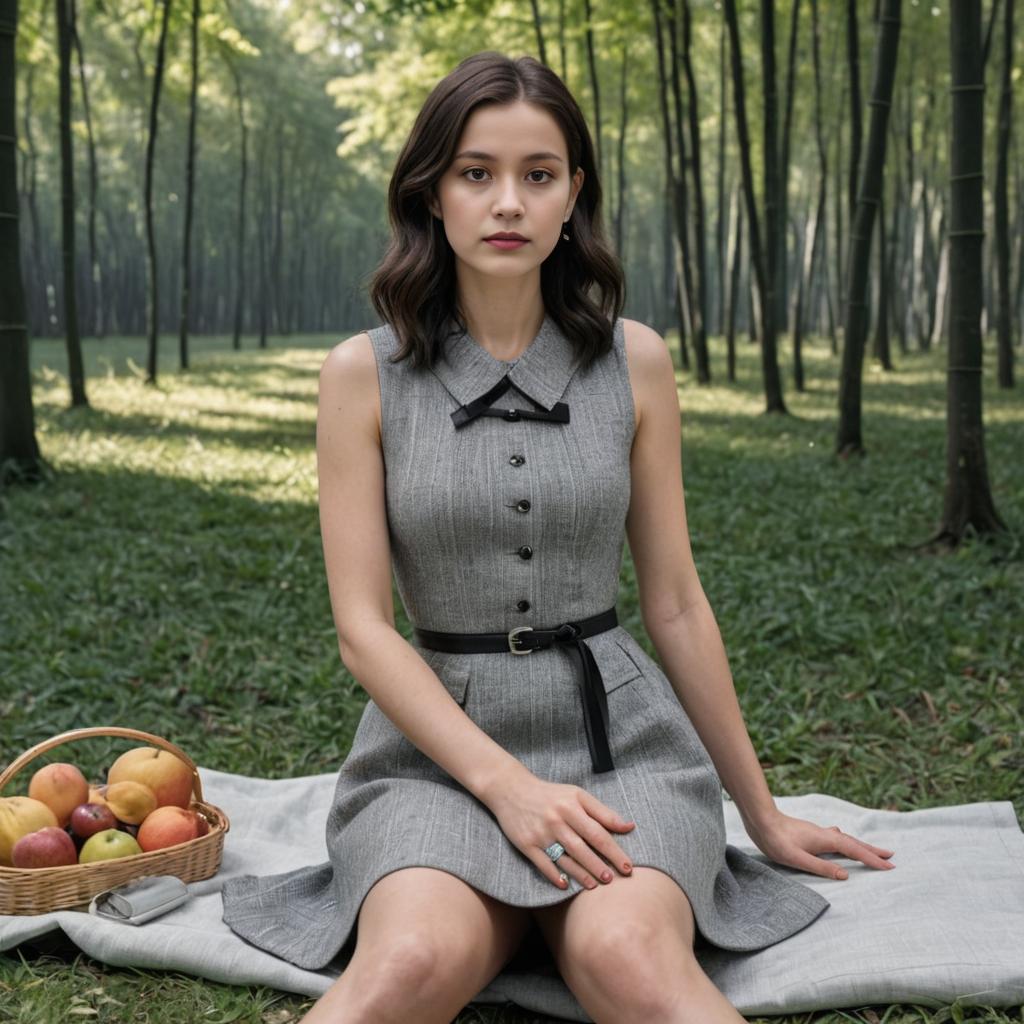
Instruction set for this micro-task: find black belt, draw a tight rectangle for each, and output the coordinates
[414,606,619,774]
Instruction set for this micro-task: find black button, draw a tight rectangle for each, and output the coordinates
[518,545,533,560]
[509,454,525,466]
[516,499,531,512]
[516,599,531,612]
[505,408,520,420]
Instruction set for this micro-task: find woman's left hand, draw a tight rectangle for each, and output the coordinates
[743,810,896,880]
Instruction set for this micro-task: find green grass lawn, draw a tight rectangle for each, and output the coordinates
[1,329,1022,1023]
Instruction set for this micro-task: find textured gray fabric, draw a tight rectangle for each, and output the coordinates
[4,771,1023,1017]
[220,313,834,1002]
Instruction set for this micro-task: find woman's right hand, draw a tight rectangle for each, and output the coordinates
[486,774,636,889]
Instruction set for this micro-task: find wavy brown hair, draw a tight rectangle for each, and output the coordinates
[367,51,625,373]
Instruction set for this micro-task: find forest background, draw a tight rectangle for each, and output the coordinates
[1,0,1022,1021]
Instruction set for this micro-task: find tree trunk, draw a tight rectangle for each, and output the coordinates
[726,184,742,382]
[835,0,901,456]
[144,0,173,384]
[724,0,786,412]
[935,0,1007,543]
[529,0,547,67]
[57,0,87,407]
[845,0,863,223]
[228,57,247,352]
[70,1,101,339]
[582,0,602,177]
[613,42,628,257]
[871,190,893,368]
[681,0,710,381]
[178,0,199,371]
[0,0,43,484]
[650,0,688,369]
[777,0,801,333]
[994,0,1015,388]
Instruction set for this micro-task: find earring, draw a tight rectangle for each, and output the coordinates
[562,225,570,241]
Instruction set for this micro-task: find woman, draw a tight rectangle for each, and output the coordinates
[222,51,895,1023]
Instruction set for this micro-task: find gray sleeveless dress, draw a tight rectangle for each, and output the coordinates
[221,313,830,1017]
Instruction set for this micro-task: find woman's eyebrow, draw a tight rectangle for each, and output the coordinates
[453,149,565,163]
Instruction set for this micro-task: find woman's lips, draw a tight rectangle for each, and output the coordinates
[484,238,528,250]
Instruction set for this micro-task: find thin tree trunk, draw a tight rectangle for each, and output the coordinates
[228,57,247,351]
[70,0,101,338]
[529,0,547,66]
[778,0,801,332]
[681,0,710,381]
[56,0,86,407]
[936,0,1006,542]
[871,190,893,368]
[994,0,1015,387]
[0,0,43,484]
[144,0,173,384]
[582,0,602,177]
[835,0,901,456]
[846,0,863,223]
[716,20,727,338]
[613,41,628,256]
[726,184,742,381]
[724,0,787,412]
[178,0,199,371]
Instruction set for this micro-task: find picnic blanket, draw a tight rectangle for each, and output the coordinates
[2,767,1022,1019]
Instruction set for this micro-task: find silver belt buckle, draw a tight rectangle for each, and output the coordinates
[508,626,534,654]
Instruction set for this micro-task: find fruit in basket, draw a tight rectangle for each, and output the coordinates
[11,826,78,868]
[136,805,205,852]
[27,763,90,827]
[78,828,144,863]
[0,797,60,866]
[88,784,108,805]
[106,747,193,808]
[70,802,118,841]
[103,781,158,825]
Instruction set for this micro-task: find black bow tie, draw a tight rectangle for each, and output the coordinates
[451,374,570,430]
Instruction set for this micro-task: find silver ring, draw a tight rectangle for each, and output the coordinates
[559,872,569,884]
[544,841,566,861]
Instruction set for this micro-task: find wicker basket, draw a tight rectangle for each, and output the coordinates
[0,726,229,915]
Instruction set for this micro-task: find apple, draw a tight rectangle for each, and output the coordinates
[0,797,60,866]
[70,802,118,841]
[136,805,202,852]
[12,826,79,868]
[107,747,193,809]
[78,828,143,863]
[28,763,89,827]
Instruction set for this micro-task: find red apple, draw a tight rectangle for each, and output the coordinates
[70,802,118,841]
[12,826,79,868]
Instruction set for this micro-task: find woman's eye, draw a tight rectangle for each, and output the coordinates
[461,168,553,183]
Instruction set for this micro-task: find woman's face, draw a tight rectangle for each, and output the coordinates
[429,100,584,280]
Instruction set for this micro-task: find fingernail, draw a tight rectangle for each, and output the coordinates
[623,862,632,872]
[836,870,847,879]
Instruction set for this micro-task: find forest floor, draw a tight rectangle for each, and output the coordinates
[2,329,1022,1023]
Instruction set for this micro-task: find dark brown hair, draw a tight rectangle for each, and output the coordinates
[367,51,625,372]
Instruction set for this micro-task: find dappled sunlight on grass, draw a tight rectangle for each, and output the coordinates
[3,329,1022,1024]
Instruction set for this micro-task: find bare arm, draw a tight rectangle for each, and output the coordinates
[316,333,532,807]
[622,319,779,834]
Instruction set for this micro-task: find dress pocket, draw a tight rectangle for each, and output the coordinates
[418,649,472,706]
[600,638,644,694]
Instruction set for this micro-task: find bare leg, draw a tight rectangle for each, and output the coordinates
[531,866,747,1023]
[300,867,533,1024]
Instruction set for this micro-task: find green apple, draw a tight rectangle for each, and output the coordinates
[78,828,143,863]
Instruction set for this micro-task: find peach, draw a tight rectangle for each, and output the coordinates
[0,797,59,866]
[27,763,90,827]
[103,781,158,825]
[107,747,194,808]
[88,784,108,806]
[136,805,202,852]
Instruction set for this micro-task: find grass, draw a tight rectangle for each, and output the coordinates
[1,328,1022,1023]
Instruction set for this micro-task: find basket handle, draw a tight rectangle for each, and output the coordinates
[0,726,206,803]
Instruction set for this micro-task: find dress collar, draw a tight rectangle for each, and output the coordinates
[428,312,580,427]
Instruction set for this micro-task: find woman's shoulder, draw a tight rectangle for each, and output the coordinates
[618,318,674,434]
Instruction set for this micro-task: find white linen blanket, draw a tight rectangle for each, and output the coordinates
[1,767,1022,1019]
